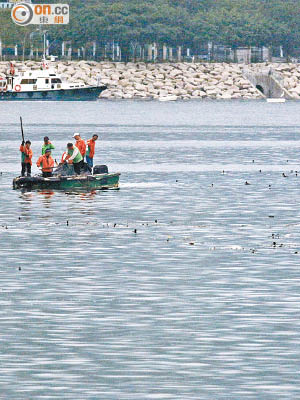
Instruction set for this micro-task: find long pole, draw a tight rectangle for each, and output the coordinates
[44,33,46,58]
[20,116,25,143]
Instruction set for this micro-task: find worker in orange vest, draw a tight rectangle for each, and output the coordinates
[36,148,54,177]
[86,134,99,168]
[73,133,86,159]
[20,140,33,177]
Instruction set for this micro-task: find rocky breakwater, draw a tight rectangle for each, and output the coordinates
[98,62,262,100]
[0,60,263,100]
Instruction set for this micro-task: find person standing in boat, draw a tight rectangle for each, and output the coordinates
[36,148,54,177]
[20,140,32,177]
[42,136,55,155]
[65,143,83,175]
[73,133,86,159]
[86,134,98,168]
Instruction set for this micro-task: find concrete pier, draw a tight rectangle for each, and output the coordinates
[243,67,294,99]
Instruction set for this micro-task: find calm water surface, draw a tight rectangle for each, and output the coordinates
[0,100,300,399]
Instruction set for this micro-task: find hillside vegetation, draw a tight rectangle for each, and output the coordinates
[0,0,299,60]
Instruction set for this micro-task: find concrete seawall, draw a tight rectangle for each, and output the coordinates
[1,60,300,100]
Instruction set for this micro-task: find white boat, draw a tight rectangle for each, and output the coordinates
[0,59,107,101]
[158,95,178,102]
[266,98,286,103]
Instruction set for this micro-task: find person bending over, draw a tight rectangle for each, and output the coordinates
[65,143,83,175]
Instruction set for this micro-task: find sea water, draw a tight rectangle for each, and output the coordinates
[0,100,300,399]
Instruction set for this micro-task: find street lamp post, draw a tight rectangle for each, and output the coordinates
[43,30,48,58]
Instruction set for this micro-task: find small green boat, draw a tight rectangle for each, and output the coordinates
[13,164,120,191]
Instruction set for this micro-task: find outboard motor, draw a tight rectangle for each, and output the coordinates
[93,165,108,174]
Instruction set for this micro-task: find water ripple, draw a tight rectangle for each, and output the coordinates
[0,101,300,399]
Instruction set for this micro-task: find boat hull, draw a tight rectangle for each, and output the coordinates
[13,173,120,191]
[0,86,107,101]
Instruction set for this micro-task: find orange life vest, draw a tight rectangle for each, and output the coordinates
[20,145,33,165]
[76,138,86,157]
[86,138,96,159]
[37,154,54,172]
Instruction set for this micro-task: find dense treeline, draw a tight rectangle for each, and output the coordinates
[0,0,299,60]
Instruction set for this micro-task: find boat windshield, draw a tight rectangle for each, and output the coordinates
[21,79,37,84]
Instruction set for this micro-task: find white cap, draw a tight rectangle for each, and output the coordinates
[73,133,80,138]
